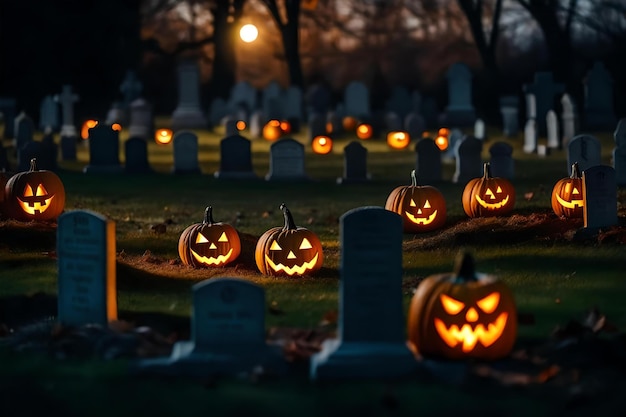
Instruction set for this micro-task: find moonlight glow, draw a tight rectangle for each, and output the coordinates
[240,24,258,43]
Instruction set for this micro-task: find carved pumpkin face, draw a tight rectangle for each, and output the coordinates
[178,206,241,268]
[385,170,446,233]
[462,163,515,218]
[263,120,283,141]
[312,135,333,154]
[256,204,324,277]
[387,131,410,150]
[551,162,584,218]
[408,252,517,360]
[155,128,173,144]
[4,159,65,221]
[356,123,373,140]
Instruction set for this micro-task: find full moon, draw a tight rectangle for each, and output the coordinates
[240,24,258,43]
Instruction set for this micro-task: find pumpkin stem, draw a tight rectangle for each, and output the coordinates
[280,203,297,230]
[570,162,581,179]
[453,251,477,282]
[483,162,492,179]
[410,169,418,186]
[203,206,216,225]
[30,158,38,172]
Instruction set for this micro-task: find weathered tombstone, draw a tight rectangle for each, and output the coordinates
[305,83,331,116]
[57,210,117,327]
[385,112,402,131]
[40,133,59,171]
[614,118,626,148]
[443,63,476,127]
[54,85,79,137]
[60,136,77,161]
[546,110,559,149]
[344,81,370,119]
[583,61,615,130]
[128,98,153,139]
[248,110,263,138]
[525,93,537,120]
[583,165,617,230]
[310,207,417,380]
[39,95,60,132]
[499,96,519,137]
[172,131,201,174]
[214,134,258,179]
[137,278,285,377]
[474,118,485,140]
[415,138,442,183]
[523,72,564,135]
[0,97,17,138]
[262,81,283,121]
[326,111,342,136]
[452,135,483,184]
[171,61,208,130]
[124,137,153,173]
[265,138,308,181]
[208,97,228,128]
[404,112,425,140]
[307,113,326,142]
[567,134,601,174]
[442,128,463,161]
[560,94,577,149]
[104,102,127,126]
[13,112,35,150]
[83,125,123,174]
[223,117,239,137]
[523,119,537,154]
[120,69,143,107]
[228,81,257,116]
[386,86,413,121]
[283,86,303,123]
[337,141,370,184]
[489,142,514,179]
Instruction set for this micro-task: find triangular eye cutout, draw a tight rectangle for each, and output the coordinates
[440,294,465,315]
[195,233,209,244]
[23,184,34,197]
[485,188,495,199]
[572,187,580,195]
[496,186,502,193]
[410,199,417,207]
[476,292,500,314]
[299,238,313,250]
[423,200,431,209]
[218,232,228,242]
[36,184,48,196]
[270,241,282,250]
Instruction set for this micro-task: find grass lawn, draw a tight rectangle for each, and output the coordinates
[1,121,625,416]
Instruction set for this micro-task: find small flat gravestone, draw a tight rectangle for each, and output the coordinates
[310,207,417,380]
[582,165,617,230]
[452,135,483,184]
[136,278,285,378]
[337,141,370,184]
[489,141,514,179]
[172,131,201,174]
[83,124,124,174]
[567,134,601,174]
[415,138,442,183]
[57,210,117,327]
[265,138,309,181]
[214,134,258,179]
[124,137,153,173]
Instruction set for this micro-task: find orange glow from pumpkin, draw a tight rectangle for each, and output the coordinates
[342,116,358,132]
[81,120,98,140]
[438,128,450,137]
[387,131,410,149]
[111,123,122,132]
[312,135,333,154]
[356,123,373,140]
[155,128,173,145]
[263,120,283,141]
[236,121,246,131]
[422,131,431,138]
[326,122,333,134]
[435,135,449,151]
[280,120,291,134]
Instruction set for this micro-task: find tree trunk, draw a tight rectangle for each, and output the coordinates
[209,2,241,100]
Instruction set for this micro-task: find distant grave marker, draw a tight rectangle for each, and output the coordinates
[214,135,258,179]
[265,138,308,181]
[452,136,483,184]
[337,141,370,184]
[415,138,442,183]
[83,125,123,174]
[567,134,601,174]
[172,131,200,174]
[583,165,617,230]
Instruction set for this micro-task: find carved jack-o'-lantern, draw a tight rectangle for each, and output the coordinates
[435,128,450,151]
[312,135,333,155]
[387,131,410,150]
[4,158,65,221]
[462,162,515,218]
[111,123,122,132]
[408,251,518,360]
[385,170,446,233]
[263,120,283,141]
[356,123,373,140]
[256,203,324,277]
[551,162,584,218]
[178,206,241,268]
[155,128,173,145]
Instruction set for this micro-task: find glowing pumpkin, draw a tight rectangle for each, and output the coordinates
[81,119,98,140]
[4,158,65,221]
[387,131,410,150]
[551,162,584,218]
[155,128,173,145]
[263,120,283,141]
[342,116,358,132]
[236,120,246,131]
[356,123,373,140]
[462,162,515,218]
[255,203,324,277]
[280,120,291,135]
[178,206,241,268]
[111,123,122,132]
[385,170,446,233]
[312,135,333,155]
[408,251,517,360]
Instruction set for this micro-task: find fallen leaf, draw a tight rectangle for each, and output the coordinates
[319,310,338,326]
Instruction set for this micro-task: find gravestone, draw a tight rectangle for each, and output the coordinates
[523,119,537,154]
[386,86,413,121]
[561,94,577,147]
[223,117,239,137]
[583,165,617,230]
[17,141,46,172]
[305,83,331,115]
[443,63,476,127]
[489,142,514,179]
[137,278,285,378]
[128,98,153,139]
[452,135,483,184]
[474,118,485,140]
[209,97,228,128]
[385,112,402,131]
[172,131,201,174]
[499,96,519,137]
[171,61,208,130]
[60,136,77,161]
[13,112,35,150]
[57,210,117,327]
[344,81,370,119]
[326,111,342,136]
[249,110,263,138]
[337,141,370,184]
[525,93,536,120]
[567,135,601,174]
[612,119,626,186]
[124,137,153,173]
[83,125,123,174]
[523,72,564,134]
[404,112,425,140]
[54,85,79,137]
[228,81,257,116]
[40,134,59,171]
[104,102,127,125]
[443,128,463,161]
[308,113,327,142]
[415,138,442,183]
[39,95,60,132]
[310,207,417,380]
[214,135,258,179]
[0,97,17,138]
[265,138,308,181]
[262,81,283,121]
[283,86,303,123]
[546,110,559,149]
[583,62,615,130]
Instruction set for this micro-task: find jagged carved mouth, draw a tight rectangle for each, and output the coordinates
[434,312,508,352]
[475,194,509,210]
[405,210,438,225]
[265,252,319,276]
[190,248,234,266]
[17,196,54,215]
[555,194,583,209]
